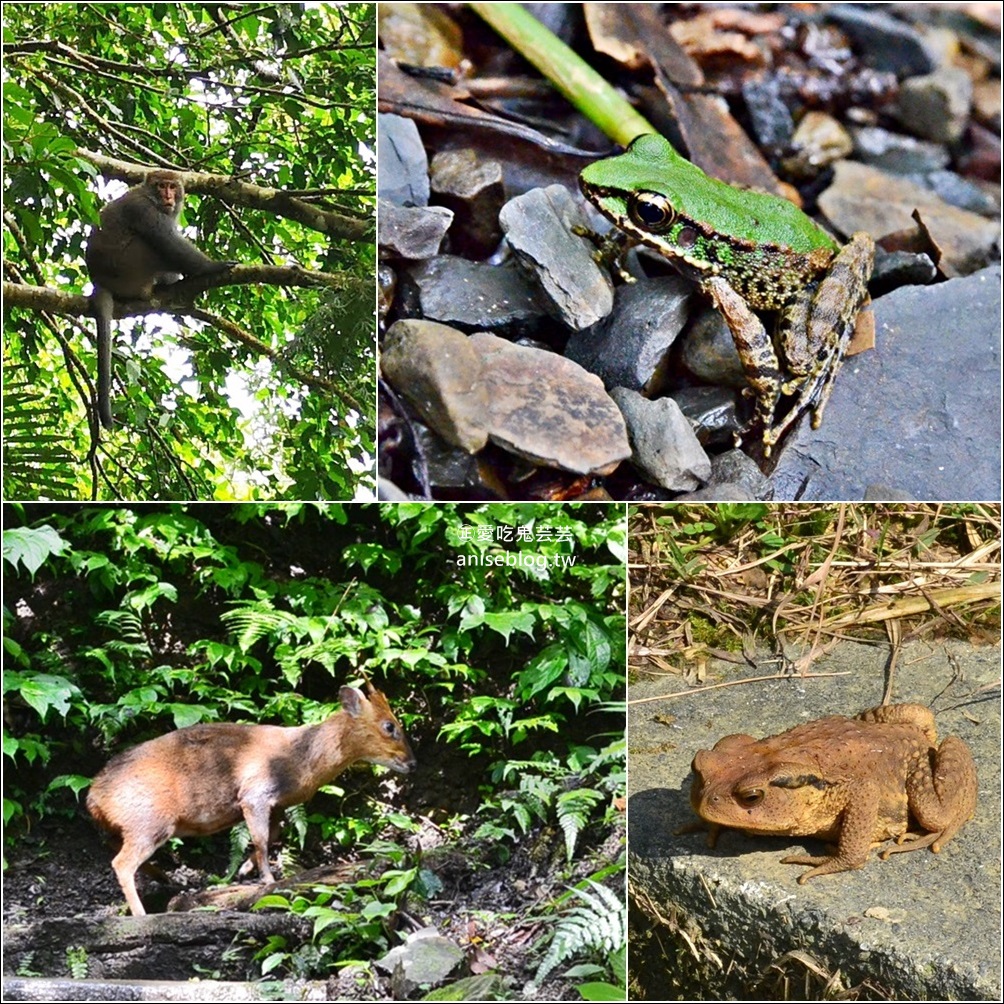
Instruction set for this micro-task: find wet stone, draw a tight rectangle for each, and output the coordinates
[870,249,937,297]
[499,185,614,331]
[469,333,631,476]
[610,387,712,492]
[565,275,693,393]
[672,385,745,448]
[415,425,484,490]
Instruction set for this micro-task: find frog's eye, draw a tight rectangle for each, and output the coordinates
[629,192,676,233]
[736,787,764,807]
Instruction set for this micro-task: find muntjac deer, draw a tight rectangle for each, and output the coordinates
[87,681,416,916]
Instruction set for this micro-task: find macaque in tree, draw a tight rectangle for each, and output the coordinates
[85,170,234,429]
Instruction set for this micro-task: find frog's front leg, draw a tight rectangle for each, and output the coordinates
[574,224,638,283]
[704,276,783,451]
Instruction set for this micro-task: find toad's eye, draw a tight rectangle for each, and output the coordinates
[629,192,675,233]
[736,788,764,807]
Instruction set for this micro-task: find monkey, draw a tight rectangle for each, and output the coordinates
[85,170,234,429]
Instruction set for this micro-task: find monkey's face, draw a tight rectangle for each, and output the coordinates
[153,180,181,214]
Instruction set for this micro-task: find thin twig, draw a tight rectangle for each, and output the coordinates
[627,671,853,705]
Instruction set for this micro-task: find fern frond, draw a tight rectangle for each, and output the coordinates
[220,602,304,650]
[556,787,605,861]
[226,822,253,878]
[535,879,627,986]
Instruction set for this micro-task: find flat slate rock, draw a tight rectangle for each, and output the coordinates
[771,265,1001,501]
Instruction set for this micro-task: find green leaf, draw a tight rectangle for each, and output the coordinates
[3,525,68,576]
[4,672,79,721]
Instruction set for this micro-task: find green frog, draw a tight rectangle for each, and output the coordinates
[579,133,874,455]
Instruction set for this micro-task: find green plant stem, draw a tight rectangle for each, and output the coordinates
[468,2,655,147]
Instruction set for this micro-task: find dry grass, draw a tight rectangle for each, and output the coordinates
[628,503,1000,696]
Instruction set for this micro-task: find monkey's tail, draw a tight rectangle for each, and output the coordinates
[93,289,114,429]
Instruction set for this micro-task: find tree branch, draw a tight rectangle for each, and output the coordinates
[3,265,366,318]
[76,150,374,242]
[4,277,368,416]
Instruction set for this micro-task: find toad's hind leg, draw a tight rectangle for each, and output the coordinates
[884,736,977,858]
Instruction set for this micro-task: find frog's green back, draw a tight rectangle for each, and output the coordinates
[581,134,838,255]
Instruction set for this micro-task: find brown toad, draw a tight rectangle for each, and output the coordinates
[688,703,977,882]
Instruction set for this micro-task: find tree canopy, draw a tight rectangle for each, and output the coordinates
[3,3,376,501]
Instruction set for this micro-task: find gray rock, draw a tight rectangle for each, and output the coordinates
[610,387,711,491]
[469,333,631,475]
[380,319,490,453]
[377,113,430,207]
[819,161,999,278]
[675,482,757,501]
[871,249,938,293]
[770,266,1001,501]
[782,111,853,177]
[405,256,547,331]
[679,306,746,388]
[825,6,937,76]
[672,386,745,447]
[710,449,771,499]
[499,185,614,331]
[910,170,1001,217]
[897,66,973,145]
[429,148,505,259]
[851,125,950,175]
[566,275,692,392]
[378,200,453,259]
[863,484,917,501]
[414,425,501,495]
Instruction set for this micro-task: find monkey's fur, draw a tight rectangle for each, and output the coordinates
[85,170,233,429]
